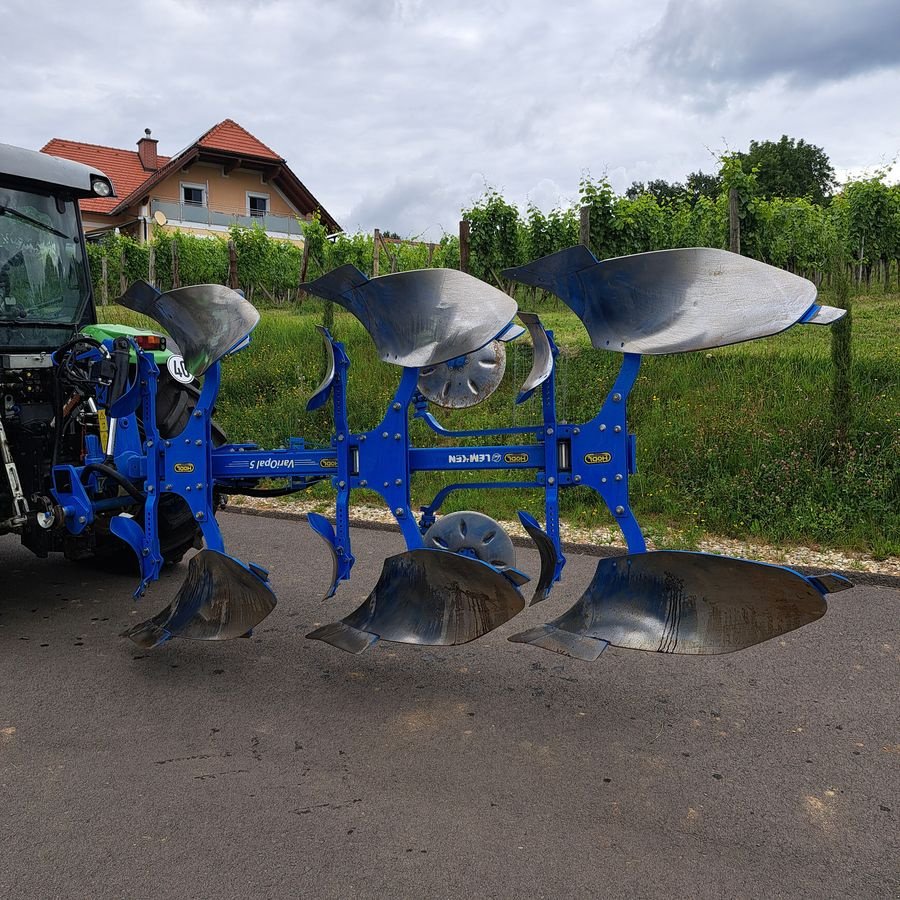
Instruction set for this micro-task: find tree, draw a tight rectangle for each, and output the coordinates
[685,170,721,204]
[625,178,685,205]
[737,135,836,205]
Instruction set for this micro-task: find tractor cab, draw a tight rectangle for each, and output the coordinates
[0,142,113,351]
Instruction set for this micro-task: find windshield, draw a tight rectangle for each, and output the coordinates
[0,185,90,326]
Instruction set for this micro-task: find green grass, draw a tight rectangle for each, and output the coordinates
[101,289,899,557]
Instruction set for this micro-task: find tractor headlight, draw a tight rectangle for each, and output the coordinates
[91,178,112,197]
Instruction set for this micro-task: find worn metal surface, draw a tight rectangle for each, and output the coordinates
[516,510,558,605]
[515,312,554,403]
[301,265,517,367]
[503,246,832,354]
[417,340,506,408]
[120,549,277,648]
[307,548,526,652]
[423,510,517,571]
[118,280,260,376]
[306,325,336,412]
[509,551,833,659]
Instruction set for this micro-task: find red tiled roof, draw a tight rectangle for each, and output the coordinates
[39,120,339,231]
[40,138,171,213]
[196,119,282,162]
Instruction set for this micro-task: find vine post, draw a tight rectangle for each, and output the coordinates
[459,220,470,273]
[171,239,180,289]
[372,229,380,276]
[100,256,108,306]
[579,206,591,251]
[227,240,239,290]
[829,246,853,452]
[728,187,741,254]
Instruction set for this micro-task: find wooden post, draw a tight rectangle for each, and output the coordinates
[171,239,181,289]
[427,242,435,266]
[579,206,591,250]
[228,239,239,289]
[373,229,381,277]
[459,220,469,273]
[100,255,108,306]
[118,247,127,296]
[148,247,155,288]
[299,235,311,293]
[728,187,741,254]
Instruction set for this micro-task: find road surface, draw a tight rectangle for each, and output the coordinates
[1,512,897,899]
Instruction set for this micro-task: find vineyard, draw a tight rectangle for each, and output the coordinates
[85,157,900,301]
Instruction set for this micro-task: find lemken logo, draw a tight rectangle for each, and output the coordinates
[583,452,612,464]
[173,462,195,474]
[320,458,338,468]
[504,452,529,464]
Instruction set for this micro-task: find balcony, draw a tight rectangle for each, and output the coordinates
[150,199,307,239]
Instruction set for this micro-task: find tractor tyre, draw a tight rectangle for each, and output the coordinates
[90,373,226,569]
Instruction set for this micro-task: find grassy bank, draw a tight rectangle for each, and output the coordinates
[102,289,899,557]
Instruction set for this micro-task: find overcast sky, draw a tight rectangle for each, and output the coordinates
[4,0,899,238]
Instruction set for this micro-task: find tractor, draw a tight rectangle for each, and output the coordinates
[1,140,853,661]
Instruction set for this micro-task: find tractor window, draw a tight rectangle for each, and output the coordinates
[0,186,89,327]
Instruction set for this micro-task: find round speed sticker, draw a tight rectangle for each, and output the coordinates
[166,354,194,384]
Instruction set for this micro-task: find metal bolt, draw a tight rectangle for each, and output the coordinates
[392,402,402,411]
[165,441,172,447]
[185,486,190,492]
[615,505,625,515]
[382,431,389,438]
[165,484,172,491]
[599,424,606,431]
[547,476,555,485]
[338,480,346,488]
[185,438,190,444]
[601,477,607,483]
[194,410,202,418]
[546,427,554,435]
[196,483,203,490]
[359,435,367,442]
[360,479,368,487]
[142,547,149,556]
[394,433,401,440]
[147,486,154,493]
[614,425,622,433]
[195,439,203,446]
[615,474,623,482]
[383,481,389,488]
[394,507,404,516]
[146,439,154,448]
[196,512,205,521]
[613,393,622,402]
[574,475,581,483]
[395,478,402,486]
[573,427,580,435]
[337,434,344,442]
[78,515,86,524]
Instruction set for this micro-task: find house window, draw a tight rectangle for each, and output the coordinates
[248,193,268,218]
[181,183,206,207]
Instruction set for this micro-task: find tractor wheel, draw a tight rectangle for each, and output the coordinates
[91,373,226,569]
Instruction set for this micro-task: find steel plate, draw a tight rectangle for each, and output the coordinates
[301,266,517,367]
[503,246,835,354]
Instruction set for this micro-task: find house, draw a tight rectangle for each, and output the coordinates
[41,119,340,243]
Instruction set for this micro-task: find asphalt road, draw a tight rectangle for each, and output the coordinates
[1,512,897,900]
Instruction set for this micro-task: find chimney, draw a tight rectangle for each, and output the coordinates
[137,128,158,171]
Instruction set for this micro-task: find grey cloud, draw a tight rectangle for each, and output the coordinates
[4,1,898,237]
[644,0,900,106]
